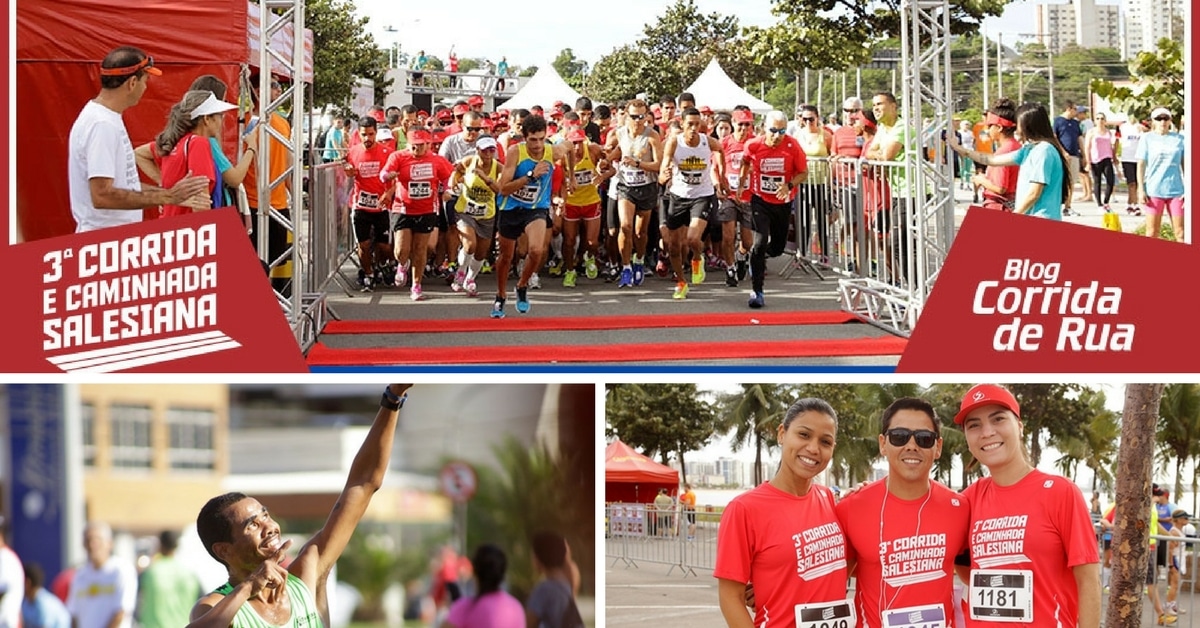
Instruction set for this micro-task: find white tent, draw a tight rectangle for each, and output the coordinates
[499,65,582,112]
[684,58,774,114]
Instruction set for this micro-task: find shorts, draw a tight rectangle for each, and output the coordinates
[353,209,391,244]
[685,509,696,524]
[616,182,659,212]
[1067,155,1081,184]
[662,194,713,230]
[1121,161,1138,184]
[564,202,601,221]
[605,195,620,232]
[394,213,437,234]
[439,198,457,231]
[498,208,551,240]
[1144,196,1184,218]
[457,213,496,240]
[711,198,741,224]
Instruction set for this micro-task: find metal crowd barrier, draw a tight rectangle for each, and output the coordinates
[294,162,355,349]
[606,503,721,577]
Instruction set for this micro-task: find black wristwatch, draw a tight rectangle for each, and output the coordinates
[381,387,407,411]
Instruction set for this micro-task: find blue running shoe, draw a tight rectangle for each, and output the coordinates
[748,292,765,309]
[632,262,645,286]
[516,287,530,313]
[618,267,633,288]
[490,297,506,319]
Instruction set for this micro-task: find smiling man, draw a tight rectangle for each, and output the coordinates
[187,384,412,628]
[835,397,971,628]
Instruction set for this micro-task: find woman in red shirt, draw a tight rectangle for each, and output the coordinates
[157,91,254,217]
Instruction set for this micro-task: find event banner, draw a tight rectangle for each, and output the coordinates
[2,210,307,373]
[897,208,1199,372]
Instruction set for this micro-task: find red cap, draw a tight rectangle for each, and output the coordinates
[436,109,453,121]
[567,128,587,143]
[453,104,470,116]
[468,95,485,106]
[408,129,432,145]
[431,127,449,138]
[417,109,429,118]
[480,117,494,129]
[954,384,1020,425]
[699,105,713,114]
[553,100,564,107]
[550,110,564,119]
[371,110,387,123]
[732,109,754,124]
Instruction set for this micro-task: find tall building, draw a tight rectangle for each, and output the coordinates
[1123,0,1184,57]
[1036,0,1121,53]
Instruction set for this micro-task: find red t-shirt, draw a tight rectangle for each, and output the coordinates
[346,142,393,211]
[715,482,850,628]
[837,479,971,628]
[982,136,1022,211]
[160,133,218,217]
[720,134,753,203]
[743,135,808,202]
[381,151,453,215]
[961,470,1099,628]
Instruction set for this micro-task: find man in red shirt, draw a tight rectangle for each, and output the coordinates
[973,99,1021,212]
[735,110,808,308]
[344,116,395,291]
[380,129,455,301]
[718,108,756,287]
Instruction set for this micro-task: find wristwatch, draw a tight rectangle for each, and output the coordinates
[381,387,407,411]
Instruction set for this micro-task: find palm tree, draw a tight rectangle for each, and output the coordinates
[1080,390,1121,492]
[1155,383,1200,498]
[716,384,792,486]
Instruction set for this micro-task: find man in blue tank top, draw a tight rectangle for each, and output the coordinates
[187,384,413,628]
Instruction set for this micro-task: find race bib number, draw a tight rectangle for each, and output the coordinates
[574,170,594,186]
[726,174,740,189]
[680,169,704,186]
[464,199,489,216]
[408,181,433,199]
[621,167,648,186]
[512,184,540,203]
[356,190,379,209]
[794,600,854,628]
[881,604,946,628]
[760,174,784,193]
[969,569,1033,623]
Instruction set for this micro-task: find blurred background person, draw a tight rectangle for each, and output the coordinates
[67,521,137,628]
[442,545,524,628]
[136,530,201,628]
[22,563,69,628]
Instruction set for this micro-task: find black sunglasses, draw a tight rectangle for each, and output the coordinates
[802,117,818,122]
[885,428,937,448]
[1154,115,1172,121]
[466,126,483,132]
[628,114,646,120]
[843,108,860,113]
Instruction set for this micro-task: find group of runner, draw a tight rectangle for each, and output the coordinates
[342,92,812,316]
[715,384,1102,628]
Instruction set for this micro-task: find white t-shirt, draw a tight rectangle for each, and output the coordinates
[66,557,137,628]
[68,100,144,233]
[1118,122,1143,162]
[0,546,23,628]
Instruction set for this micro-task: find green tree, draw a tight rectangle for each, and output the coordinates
[1156,383,1200,499]
[1092,38,1184,120]
[1004,384,1092,467]
[297,0,393,109]
[587,46,671,102]
[605,384,719,479]
[553,48,589,91]
[458,57,484,73]
[716,384,795,486]
[337,529,448,620]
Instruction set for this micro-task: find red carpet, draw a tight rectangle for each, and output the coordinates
[322,310,857,335]
[305,337,907,365]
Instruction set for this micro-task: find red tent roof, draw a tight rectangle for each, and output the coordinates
[605,439,679,484]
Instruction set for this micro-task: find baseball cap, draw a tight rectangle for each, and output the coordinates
[732,109,754,124]
[954,384,1020,425]
[475,136,498,151]
[1173,509,1192,519]
[567,128,587,143]
[377,127,393,141]
[468,94,485,106]
[453,104,470,116]
[1151,107,1172,120]
[430,127,449,142]
[436,109,453,121]
[190,92,238,118]
[699,105,713,115]
[371,110,387,123]
[550,109,564,119]
[417,109,429,118]
[407,129,431,145]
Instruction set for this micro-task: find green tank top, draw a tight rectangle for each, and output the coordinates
[214,573,321,628]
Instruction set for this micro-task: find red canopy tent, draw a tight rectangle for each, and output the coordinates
[605,439,679,504]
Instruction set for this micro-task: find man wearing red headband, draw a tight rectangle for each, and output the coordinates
[68,46,210,232]
[972,100,1021,212]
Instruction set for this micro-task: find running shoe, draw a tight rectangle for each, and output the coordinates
[394,264,408,288]
[563,269,577,288]
[617,267,633,288]
[529,272,541,289]
[735,251,747,281]
[691,260,706,285]
[548,257,564,277]
[725,267,738,287]
[1159,614,1178,626]
[480,260,493,274]
[450,269,467,293]
[584,254,599,279]
[464,279,478,297]
[748,291,765,309]
[655,257,669,277]
[410,284,425,301]
[632,262,645,286]
[516,287,531,313]
[673,282,689,300]
[360,275,373,292]
[490,297,506,318]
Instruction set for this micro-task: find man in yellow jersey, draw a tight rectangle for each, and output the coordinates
[561,128,614,287]
[187,385,412,628]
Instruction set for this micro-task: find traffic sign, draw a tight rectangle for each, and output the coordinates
[439,461,477,503]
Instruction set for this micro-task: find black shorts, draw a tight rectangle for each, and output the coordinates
[439,198,457,231]
[605,194,620,232]
[498,208,551,240]
[1121,161,1138,184]
[394,213,438,234]
[710,198,740,224]
[662,194,713,230]
[353,209,391,244]
[617,182,659,212]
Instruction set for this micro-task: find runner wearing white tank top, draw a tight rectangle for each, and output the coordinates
[658,107,724,299]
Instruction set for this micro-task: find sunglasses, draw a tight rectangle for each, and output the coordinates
[466,126,483,132]
[802,117,818,122]
[628,114,646,120]
[885,428,938,449]
[843,108,860,113]
[1155,115,1172,121]
[768,127,787,134]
